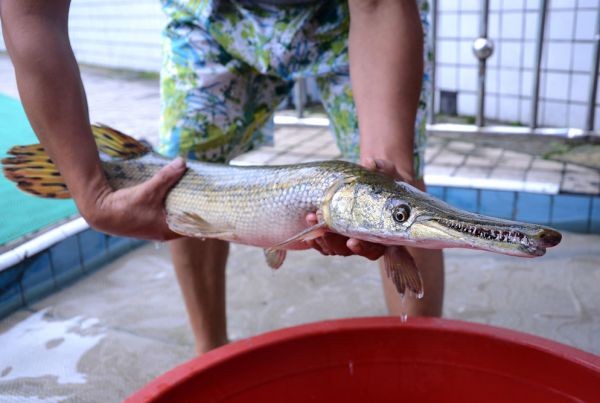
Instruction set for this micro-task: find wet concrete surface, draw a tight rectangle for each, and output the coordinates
[1,231,599,401]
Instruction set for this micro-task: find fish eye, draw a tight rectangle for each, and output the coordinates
[392,204,411,223]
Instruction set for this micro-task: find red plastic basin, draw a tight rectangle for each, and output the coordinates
[128,318,600,402]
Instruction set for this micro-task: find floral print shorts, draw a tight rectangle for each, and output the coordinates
[159,0,430,177]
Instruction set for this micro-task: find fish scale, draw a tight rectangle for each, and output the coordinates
[104,155,361,248]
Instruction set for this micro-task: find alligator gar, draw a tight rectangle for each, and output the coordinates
[2,125,562,297]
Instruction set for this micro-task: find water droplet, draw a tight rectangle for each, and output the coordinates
[153,242,162,250]
[401,313,408,322]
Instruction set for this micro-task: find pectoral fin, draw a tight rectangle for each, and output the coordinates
[263,223,328,270]
[383,246,423,298]
[264,249,287,270]
[167,211,236,240]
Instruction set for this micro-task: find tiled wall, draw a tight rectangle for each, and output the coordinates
[0,1,166,72]
[436,0,600,130]
[0,230,144,318]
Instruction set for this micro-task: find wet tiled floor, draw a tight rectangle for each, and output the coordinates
[1,55,599,401]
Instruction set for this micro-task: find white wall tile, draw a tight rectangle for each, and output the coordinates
[595,107,600,131]
[544,72,570,100]
[499,69,520,95]
[437,40,459,64]
[501,12,524,39]
[486,68,499,93]
[490,0,503,11]
[550,0,578,9]
[522,42,537,69]
[489,12,501,39]
[460,0,481,12]
[438,2,459,12]
[62,0,165,72]
[500,42,523,68]
[569,74,591,103]
[575,10,597,40]
[438,12,459,37]
[486,95,499,119]
[498,96,520,122]
[459,13,479,38]
[526,0,541,9]
[568,104,587,128]
[458,93,477,116]
[542,101,568,127]
[572,43,594,72]
[545,42,572,71]
[578,0,600,7]
[459,40,478,66]
[547,10,575,40]
[502,0,525,11]
[524,12,539,40]
[459,66,478,91]
[521,70,533,97]
[520,99,532,124]
[438,66,458,90]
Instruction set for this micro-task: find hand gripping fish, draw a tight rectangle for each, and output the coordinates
[2,125,562,297]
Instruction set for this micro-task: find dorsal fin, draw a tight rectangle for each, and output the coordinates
[91,124,150,159]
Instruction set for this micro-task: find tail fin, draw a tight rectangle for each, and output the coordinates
[2,124,150,199]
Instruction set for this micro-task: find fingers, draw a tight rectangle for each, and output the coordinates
[364,157,415,184]
[347,238,386,260]
[142,157,187,201]
[305,212,319,226]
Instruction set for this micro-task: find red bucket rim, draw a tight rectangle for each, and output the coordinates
[127,317,600,402]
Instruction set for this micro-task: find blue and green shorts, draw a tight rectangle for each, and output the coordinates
[159,0,431,177]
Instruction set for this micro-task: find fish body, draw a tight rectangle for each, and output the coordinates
[104,155,357,250]
[2,125,562,296]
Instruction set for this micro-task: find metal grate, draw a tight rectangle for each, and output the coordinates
[429,0,600,137]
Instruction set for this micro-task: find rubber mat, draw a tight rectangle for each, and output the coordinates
[0,93,77,246]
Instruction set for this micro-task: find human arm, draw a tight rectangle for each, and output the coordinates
[0,0,185,240]
[348,0,424,181]
[305,1,425,258]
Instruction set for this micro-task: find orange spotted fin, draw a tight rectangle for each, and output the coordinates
[2,124,149,199]
[91,124,150,159]
[2,146,70,199]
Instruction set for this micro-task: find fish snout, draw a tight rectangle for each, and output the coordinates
[535,228,562,247]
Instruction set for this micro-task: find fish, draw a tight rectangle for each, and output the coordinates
[2,124,562,297]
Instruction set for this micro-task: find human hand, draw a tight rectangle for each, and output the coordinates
[304,157,413,260]
[83,157,187,241]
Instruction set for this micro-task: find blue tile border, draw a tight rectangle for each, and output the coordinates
[480,190,515,220]
[551,195,591,233]
[515,193,552,225]
[424,186,600,234]
[50,236,83,286]
[591,198,600,234]
[21,251,55,305]
[0,229,145,319]
[0,263,24,318]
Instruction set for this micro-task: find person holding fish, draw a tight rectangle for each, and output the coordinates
[1,0,444,354]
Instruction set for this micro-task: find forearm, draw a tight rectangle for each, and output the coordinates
[0,0,109,219]
[348,0,423,179]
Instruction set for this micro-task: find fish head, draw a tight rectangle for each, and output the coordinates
[325,174,561,257]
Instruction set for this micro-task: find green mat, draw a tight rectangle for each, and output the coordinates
[0,93,77,246]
